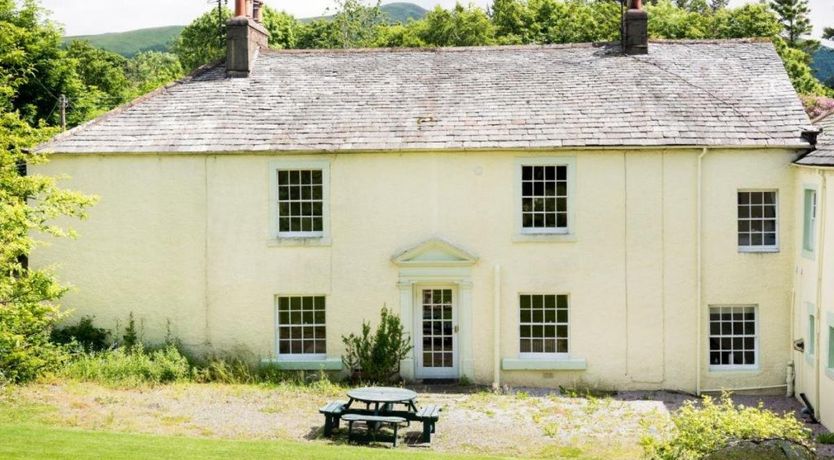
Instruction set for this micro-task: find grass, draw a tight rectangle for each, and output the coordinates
[0,423,496,460]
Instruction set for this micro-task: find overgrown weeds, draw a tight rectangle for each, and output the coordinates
[641,393,812,460]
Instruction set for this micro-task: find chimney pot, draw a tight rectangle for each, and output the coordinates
[235,0,247,17]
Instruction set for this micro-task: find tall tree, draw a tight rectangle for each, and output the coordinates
[770,0,813,48]
[173,8,231,72]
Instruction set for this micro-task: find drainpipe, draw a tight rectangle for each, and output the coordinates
[813,170,827,414]
[493,264,501,387]
[696,148,708,396]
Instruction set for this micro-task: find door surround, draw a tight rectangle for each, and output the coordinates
[392,238,477,381]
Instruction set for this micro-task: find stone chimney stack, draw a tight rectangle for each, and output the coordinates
[623,0,648,55]
[227,0,270,78]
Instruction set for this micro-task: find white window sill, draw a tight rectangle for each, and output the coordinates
[261,357,342,371]
[267,236,331,247]
[502,357,587,371]
[707,365,761,373]
[738,247,779,254]
[513,232,576,244]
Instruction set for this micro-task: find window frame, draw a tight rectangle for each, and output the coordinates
[736,189,779,253]
[803,187,817,257]
[518,293,570,359]
[707,305,759,372]
[514,157,576,241]
[274,294,327,361]
[268,160,331,243]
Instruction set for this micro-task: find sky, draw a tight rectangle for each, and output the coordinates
[40,0,834,38]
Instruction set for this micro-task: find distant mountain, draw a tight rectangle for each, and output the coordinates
[62,2,429,57]
[303,2,428,23]
[812,40,834,89]
[65,25,184,57]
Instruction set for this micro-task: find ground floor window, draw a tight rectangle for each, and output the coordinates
[709,306,757,369]
[519,294,568,356]
[828,325,834,371]
[809,314,816,357]
[276,295,326,358]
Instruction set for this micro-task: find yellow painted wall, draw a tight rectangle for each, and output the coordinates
[793,167,834,429]
[33,148,799,392]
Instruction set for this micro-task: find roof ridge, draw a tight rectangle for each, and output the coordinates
[261,38,771,55]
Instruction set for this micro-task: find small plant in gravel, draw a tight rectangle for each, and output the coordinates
[341,306,412,384]
[641,393,813,460]
[819,432,834,444]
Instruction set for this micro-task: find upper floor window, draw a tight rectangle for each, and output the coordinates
[277,169,323,236]
[737,190,777,252]
[521,165,568,233]
[270,160,331,243]
[519,294,569,357]
[803,189,817,254]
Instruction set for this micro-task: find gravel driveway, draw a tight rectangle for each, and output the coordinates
[10,382,833,459]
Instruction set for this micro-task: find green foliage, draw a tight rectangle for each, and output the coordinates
[124,51,184,95]
[63,26,185,58]
[121,312,139,351]
[50,316,110,352]
[341,307,412,384]
[774,37,833,96]
[173,7,231,72]
[0,110,96,383]
[770,0,812,48]
[64,40,131,115]
[61,344,191,386]
[825,27,834,41]
[262,7,301,50]
[818,432,834,444]
[641,393,812,460]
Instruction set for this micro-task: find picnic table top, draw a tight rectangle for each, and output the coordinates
[347,387,417,403]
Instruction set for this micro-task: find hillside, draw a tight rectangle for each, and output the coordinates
[64,25,184,57]
[63,2,428,57]
[303,2,428,23]
[812,40,834,89]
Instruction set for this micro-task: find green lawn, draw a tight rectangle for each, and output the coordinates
[0,422,498,460]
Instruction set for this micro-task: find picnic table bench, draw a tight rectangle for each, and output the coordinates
[342,413,407,447]
[319,387,442,445]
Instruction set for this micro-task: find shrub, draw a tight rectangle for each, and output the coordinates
[642,393,812,460]
[121,312,139,351]
[61,344,190,386]
[819,432,834,444]
[341,307,412,384]
[51,316,110,352]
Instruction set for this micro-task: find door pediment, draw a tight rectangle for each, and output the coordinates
[392,238,478,267]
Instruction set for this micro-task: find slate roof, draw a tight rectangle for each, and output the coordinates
[795,112,834,166]
[38,40,812,154]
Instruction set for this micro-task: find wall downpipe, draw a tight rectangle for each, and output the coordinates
[493,264,502,388]
[696,147,708,396]
[814,170,826,412]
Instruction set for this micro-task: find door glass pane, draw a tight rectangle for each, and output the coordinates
[421,289,454,369]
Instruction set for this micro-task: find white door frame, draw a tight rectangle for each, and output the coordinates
[414,285,459,379]
[392,238,478,382]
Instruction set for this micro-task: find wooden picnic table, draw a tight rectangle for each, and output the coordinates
[345,387,418,414]
[319,386,441,444]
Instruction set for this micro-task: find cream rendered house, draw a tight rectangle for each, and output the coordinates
[793,113,834,429]
[32,1,828,422]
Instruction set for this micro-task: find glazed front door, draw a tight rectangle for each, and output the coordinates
[415,287,458,379]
